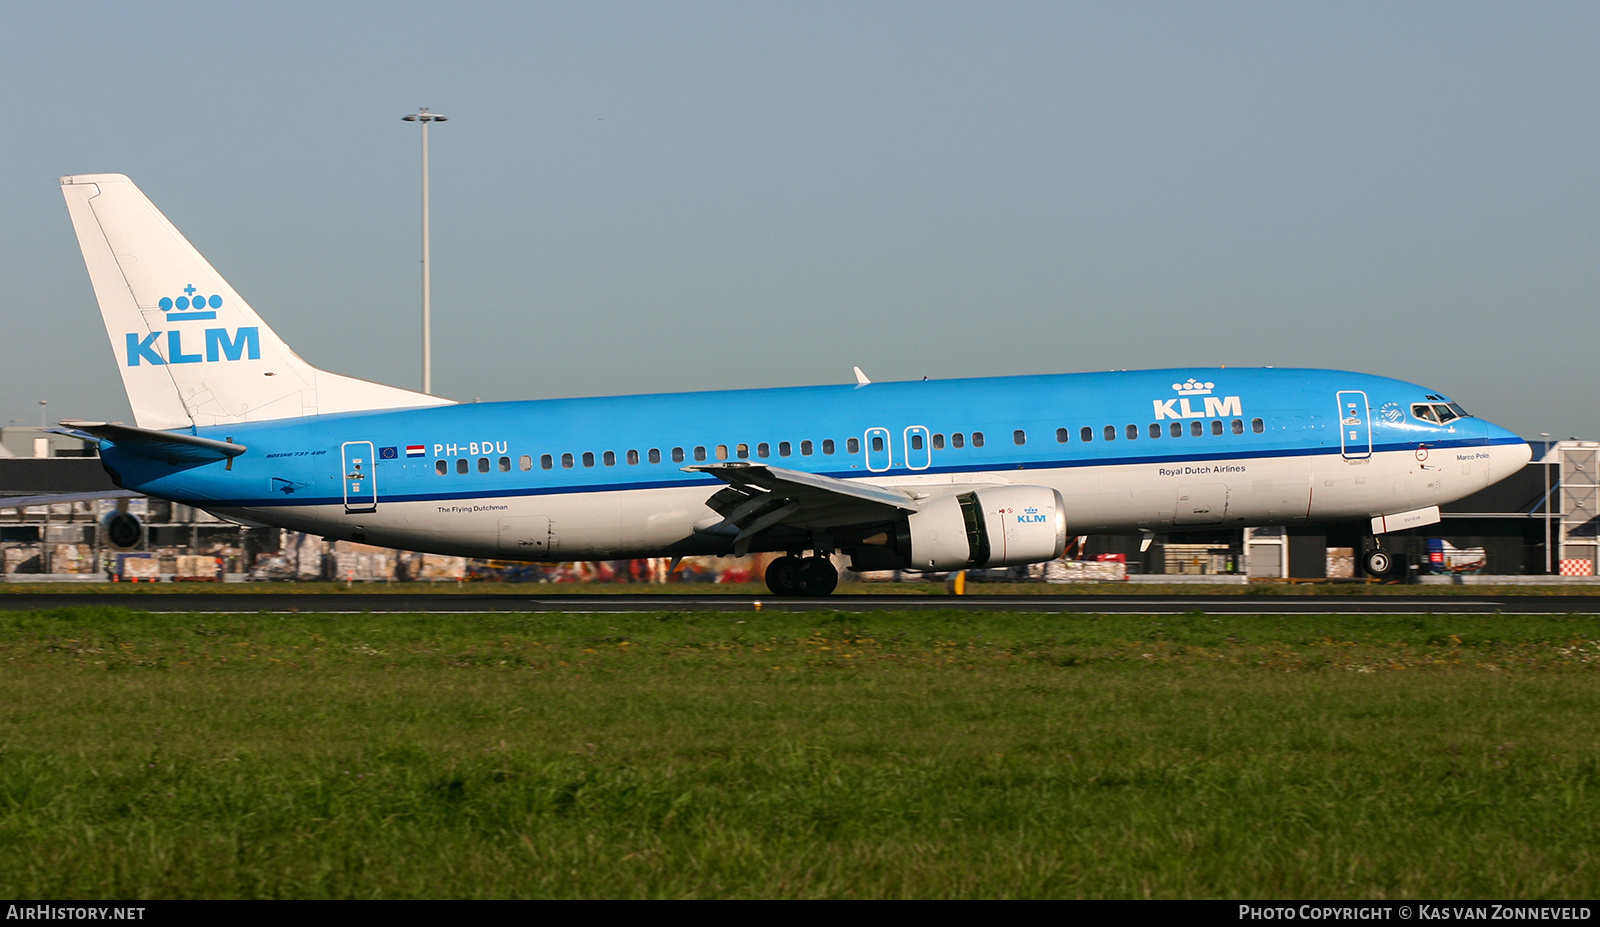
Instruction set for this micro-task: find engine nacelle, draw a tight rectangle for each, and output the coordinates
[970,484,1069,568]
[101,510,144,549]
[854,485,1067,572]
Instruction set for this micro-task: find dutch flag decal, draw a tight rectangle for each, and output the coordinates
[406,445,426,457]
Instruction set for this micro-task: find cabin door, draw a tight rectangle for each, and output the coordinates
[341,441,378,513]
[1336,391,1372,460]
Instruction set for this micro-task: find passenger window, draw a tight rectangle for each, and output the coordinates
[1079,427,1092,443]
[1231,419,1244,434]
[672,447,685,463]
[972,432,985,447]
[649,448,662,464]
[823,439,835,455]
[541,454,553,470]
[800,440,813,456]
[602,451,616,466]
[932,434,945,449]
[582,452,595,467]
[952,433,965,448]
[694,446,707,462]
[715,445,728,461]
[848,437,861,454]
[1169,422,1182,438]
[562,453,574,468]
[1126,424,1138,440]
[736,443,750,459]
[1148,423,1161,439]
[1252,418,1264,434]
[499,456,510,472]
[478,457,489,473]
[627,449,640,465]
[1014,430,1026,446]
[1104,425,1116,442]
[779,441,791,457]
[757,442,770,458]
[436,459,448,475]
[1056,427,1068,443]
[1190,421,1203,437]
[457,458,469,474]
[1211,421,1223,436]
[519,455,532,471]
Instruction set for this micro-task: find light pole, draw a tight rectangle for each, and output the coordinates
[1540,433,1553,574]
[401,107,447,394]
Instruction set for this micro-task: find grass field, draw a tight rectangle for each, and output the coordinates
[7,578,1600,595]
[2,606,1599,898]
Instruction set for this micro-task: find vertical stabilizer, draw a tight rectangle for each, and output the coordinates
[60,174,451,430]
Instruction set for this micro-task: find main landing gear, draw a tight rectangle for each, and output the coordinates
[764,554,839,596]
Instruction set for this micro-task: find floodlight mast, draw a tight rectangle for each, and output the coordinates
[401,108,447,394]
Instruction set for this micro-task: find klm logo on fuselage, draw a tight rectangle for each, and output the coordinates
[124,284,260,367]
[1152,378,1242,420]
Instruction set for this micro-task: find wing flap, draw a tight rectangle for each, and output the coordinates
[686,462,919,512]
[685,462,921,555]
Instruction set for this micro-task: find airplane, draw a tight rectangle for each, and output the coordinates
[55,173,1532,594]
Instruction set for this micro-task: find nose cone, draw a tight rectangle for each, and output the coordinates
[1484,421,1532,480]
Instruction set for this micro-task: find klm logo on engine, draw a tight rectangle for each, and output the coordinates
[124,284,260,367]
[1017,506,1048,524]
[1153,377,1242,420]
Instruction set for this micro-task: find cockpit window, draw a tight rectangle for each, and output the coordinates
[1413,401,1469,425]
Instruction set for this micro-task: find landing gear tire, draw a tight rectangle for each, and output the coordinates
[765,556,803,596]
[797,557,839,596]
[1362,548,1399,579]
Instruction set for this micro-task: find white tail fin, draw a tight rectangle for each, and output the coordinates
[60,174,451,431]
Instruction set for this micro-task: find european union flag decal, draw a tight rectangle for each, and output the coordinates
[379,446,398,460]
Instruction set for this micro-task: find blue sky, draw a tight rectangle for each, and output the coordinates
[3,1,1596,439]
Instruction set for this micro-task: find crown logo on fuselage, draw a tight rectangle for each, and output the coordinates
[157,284,220,321]
[1154,377,1242,421]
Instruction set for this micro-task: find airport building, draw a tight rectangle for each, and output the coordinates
[0,425,1590,582]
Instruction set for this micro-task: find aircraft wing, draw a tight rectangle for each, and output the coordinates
[0,489,142,511]
[685,462,924,556]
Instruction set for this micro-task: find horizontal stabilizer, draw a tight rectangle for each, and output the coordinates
[59,420,246,464]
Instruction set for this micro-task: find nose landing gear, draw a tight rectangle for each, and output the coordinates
[1361,545,1406,580]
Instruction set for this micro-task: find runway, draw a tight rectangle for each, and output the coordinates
[3,592,1599,615]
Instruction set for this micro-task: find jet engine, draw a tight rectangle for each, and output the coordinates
[101,503,144,549]
[851,485,1066,572]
